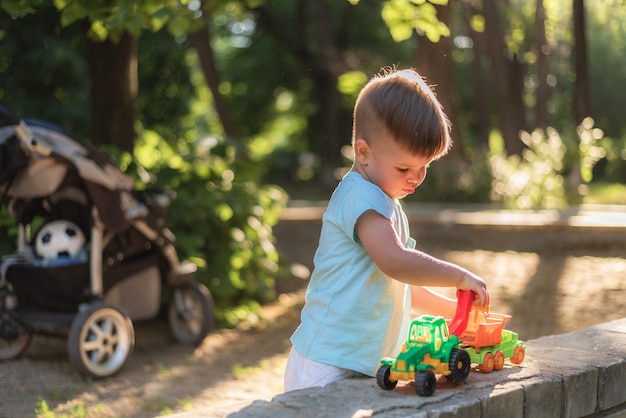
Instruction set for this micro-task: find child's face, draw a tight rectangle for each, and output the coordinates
[355,134,431,199]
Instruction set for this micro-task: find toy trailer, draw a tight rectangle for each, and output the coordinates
[456,306,525,372]
[450,290,525,373]
[376,314,471,396]
[460,307,510,349]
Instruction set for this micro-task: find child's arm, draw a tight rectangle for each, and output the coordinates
[356,209,489,306]
[411,286,457,318]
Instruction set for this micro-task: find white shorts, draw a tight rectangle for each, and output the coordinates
[283,347,363,392]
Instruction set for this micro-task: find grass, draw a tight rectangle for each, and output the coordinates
[584,182,626,205]
[232,361,268,377]
[35,398,100,418]
[142,397,174,415]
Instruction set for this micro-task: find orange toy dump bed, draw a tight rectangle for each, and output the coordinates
[458,307,511,350]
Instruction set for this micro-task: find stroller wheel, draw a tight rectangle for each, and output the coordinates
[168,282,215,345]
[67,302,135,379]
[0,322,32,361]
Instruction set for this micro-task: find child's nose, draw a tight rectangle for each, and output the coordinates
[409,171,425,185]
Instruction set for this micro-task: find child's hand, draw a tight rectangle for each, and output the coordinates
[456,272,489,307]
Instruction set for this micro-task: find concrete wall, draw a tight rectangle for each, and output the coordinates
[229,317,626,418]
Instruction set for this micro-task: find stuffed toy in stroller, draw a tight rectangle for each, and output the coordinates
[0,104,216,378]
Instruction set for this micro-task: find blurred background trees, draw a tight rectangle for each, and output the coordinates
[1,0,625,324]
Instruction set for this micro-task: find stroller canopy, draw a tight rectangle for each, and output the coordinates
[0,119,136,232]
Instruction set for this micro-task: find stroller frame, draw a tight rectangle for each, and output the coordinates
[0,105,215,378]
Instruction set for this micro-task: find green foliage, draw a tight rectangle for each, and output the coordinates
[0,4,90,135]
[585,182,626,205]
[124,129,288,327]
[136,29,194,140]
[34,398,55,418]
[489,119,606,209]
[577,117,607,183]
[407,153,493,204]
[142,396,174,415]
[2,0,626,218]
[0,206,18,255]
[213,0,415,184]
[0,0,48,17]
[587,0,626,139]
[490,129,567,209]
[337,71,369,107]
[381,0,450,42]
[34,397,92,418]
[1,0,208,43]
[594,134,626,183]
[51,0,175,42]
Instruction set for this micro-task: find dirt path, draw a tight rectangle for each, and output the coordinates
[1,224,626,417]
[0,290,304,418]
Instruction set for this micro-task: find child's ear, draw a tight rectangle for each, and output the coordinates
[353,139,370,164]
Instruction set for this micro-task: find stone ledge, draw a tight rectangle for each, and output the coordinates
[278,204,626,253]
[223,318,626,418]
[281,203,626,230]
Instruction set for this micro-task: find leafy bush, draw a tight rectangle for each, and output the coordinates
[121,130,288,327]
[585,182,626,205]
[489,119,606,209]
[408,152,493,204]
[0,206,17,255]
[489,128,567,209]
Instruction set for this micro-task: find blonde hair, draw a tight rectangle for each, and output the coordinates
[352,68,451,160]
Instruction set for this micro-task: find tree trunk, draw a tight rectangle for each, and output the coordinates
[254,0,347,189]
[89,31,137,153]
[573,0,590,124]
[534,0,550,129]
[310,0,345,188]
[460,0,490,147]
[189,24,240,140]
[414,1,463,158]
[482,0,526,156]
[570,0,590,194]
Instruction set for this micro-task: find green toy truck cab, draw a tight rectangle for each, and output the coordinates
[376,314,471,396]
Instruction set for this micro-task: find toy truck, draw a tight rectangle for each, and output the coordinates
[450,290,525,373]
[376,314,471,396]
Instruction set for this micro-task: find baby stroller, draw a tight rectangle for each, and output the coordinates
[0,104,216,378]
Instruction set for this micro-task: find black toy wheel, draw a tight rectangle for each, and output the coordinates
[446,348,471,383]
[0,316,32,361]
[168,282,215,345]
[67,302,135,379]
[414,370,436,396]
[376,365,397,390]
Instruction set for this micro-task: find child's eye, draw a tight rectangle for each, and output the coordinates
[397,168,409,173]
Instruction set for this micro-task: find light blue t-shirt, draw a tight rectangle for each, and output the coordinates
[290,171,414,376]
